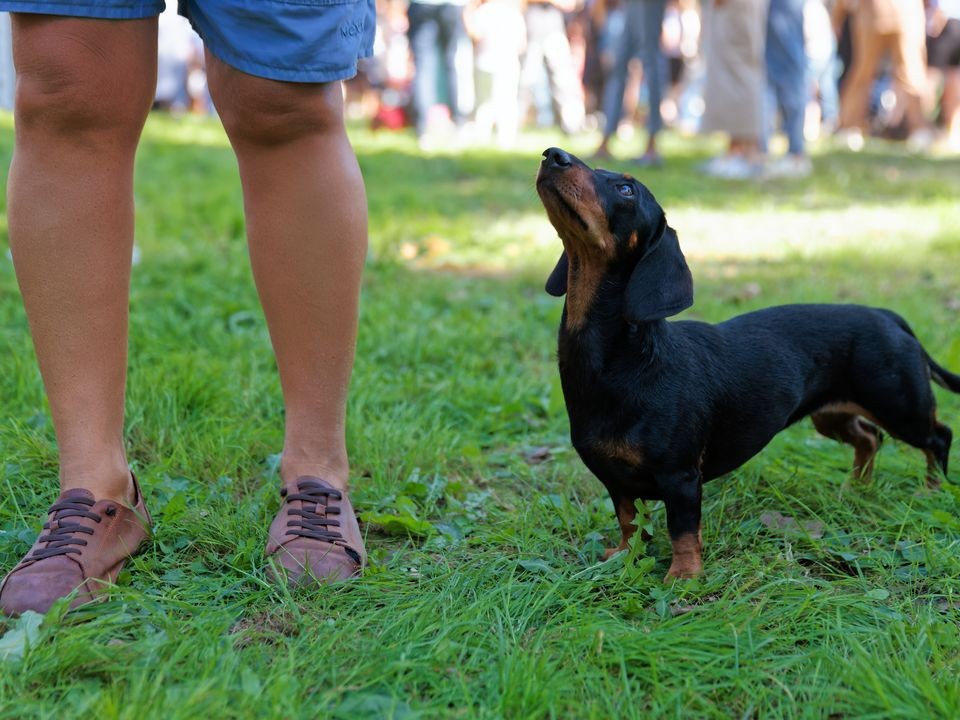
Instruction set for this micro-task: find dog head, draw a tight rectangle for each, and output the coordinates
[536,147,693,326]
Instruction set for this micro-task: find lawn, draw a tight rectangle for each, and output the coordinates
[1,113,959,719]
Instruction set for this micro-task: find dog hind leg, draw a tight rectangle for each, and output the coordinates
[925,422,952,488]
[811,411,882,482]
[856,391,950,489]
[850,344,953,487]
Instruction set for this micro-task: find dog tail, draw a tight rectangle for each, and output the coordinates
[928,356,960,393]
[878,309,960,393]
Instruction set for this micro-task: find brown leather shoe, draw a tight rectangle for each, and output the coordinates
[265,476,365,586]
[0,474,152,616]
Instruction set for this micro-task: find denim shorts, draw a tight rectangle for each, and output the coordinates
[0,0,376,83]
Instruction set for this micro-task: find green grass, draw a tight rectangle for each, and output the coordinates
[1,113,959,719]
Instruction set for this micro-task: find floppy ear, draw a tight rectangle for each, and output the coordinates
[544,252,568,297]
[624,225,694,323]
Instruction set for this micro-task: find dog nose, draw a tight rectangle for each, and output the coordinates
[542,147,573,169]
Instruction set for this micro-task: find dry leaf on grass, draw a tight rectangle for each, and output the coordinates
[759,510,825,539]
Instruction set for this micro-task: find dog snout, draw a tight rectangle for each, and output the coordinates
[542,147,573,170]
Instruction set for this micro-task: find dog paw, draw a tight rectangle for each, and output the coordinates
[602,547,624,560]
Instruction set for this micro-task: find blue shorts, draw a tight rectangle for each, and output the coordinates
[0,0,376,83]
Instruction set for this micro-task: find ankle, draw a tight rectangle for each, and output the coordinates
[60,460,134,505]
[279,455,349,491]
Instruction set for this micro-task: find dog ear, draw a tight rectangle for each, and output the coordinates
[545,252,568,297]
[624,224,693,323]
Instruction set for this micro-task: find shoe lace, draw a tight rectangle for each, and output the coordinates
[31,497,102,560]
[282,480,360,563]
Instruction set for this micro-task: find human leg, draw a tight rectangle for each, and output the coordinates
[945,67,960,147]
[596,4,639,155]
[639,0,667,155]
[437,2,464,125]
[407,3,441,138]
[206,56,367,494]
[817,54,841,129]
[1,12,158,615]
[765,0,807,155]
[7,15,158,502]
[838,19,885,132]
[540,4,585,133]
[890,17,932,136]
[205,55,367,583]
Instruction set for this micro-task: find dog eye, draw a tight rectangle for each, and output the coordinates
[617,184,635,198]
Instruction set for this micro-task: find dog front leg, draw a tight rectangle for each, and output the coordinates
[657,470,703,580]
[603,496,652,559]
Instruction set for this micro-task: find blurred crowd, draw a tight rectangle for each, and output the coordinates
[1,1,954,180]
[339,0,960,177]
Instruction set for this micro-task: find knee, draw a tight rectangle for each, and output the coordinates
[15,54,153,147]
[214,73,345,148]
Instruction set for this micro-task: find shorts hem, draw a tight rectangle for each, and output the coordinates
[196,18,374,83]
[0,1,163,19]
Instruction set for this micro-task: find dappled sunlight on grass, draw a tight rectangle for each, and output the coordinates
[674,203,959,261]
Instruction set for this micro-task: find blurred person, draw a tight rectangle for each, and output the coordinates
[521,0,586,134]
[699,0,768,179]
[593,0,669,166]
[804,0,840,137]
[368,0,415,131]
[927,0,960,149]
[761,0,812,177]
[464,0,526,147]
[0,2,375,616]
[567,3,591,96]
[671,0,705,133]
[407,0,468,145]
[659,0,690,126]
[836,0,931,149]
[155,6,195,111]
[186,38,211,115]
[580,0,615,114]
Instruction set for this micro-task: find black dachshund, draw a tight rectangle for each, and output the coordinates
[536,147,959,579]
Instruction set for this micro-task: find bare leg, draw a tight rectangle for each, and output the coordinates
[205,55,367,491]
[839,26,886,132]
[943,68,960,148]
[730,137,761,160]
[7,16,157,502]
[811,411,882,482]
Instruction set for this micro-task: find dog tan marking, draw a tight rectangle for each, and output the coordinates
[594,438,644,467]
[563,252,606,331]
[537,161,620,331]
[811,410,881,482]
[603,497,639,560]
[538,164,612,251]
[593,439,646,559]
[817,402,881,425]
[665,532,703,580]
